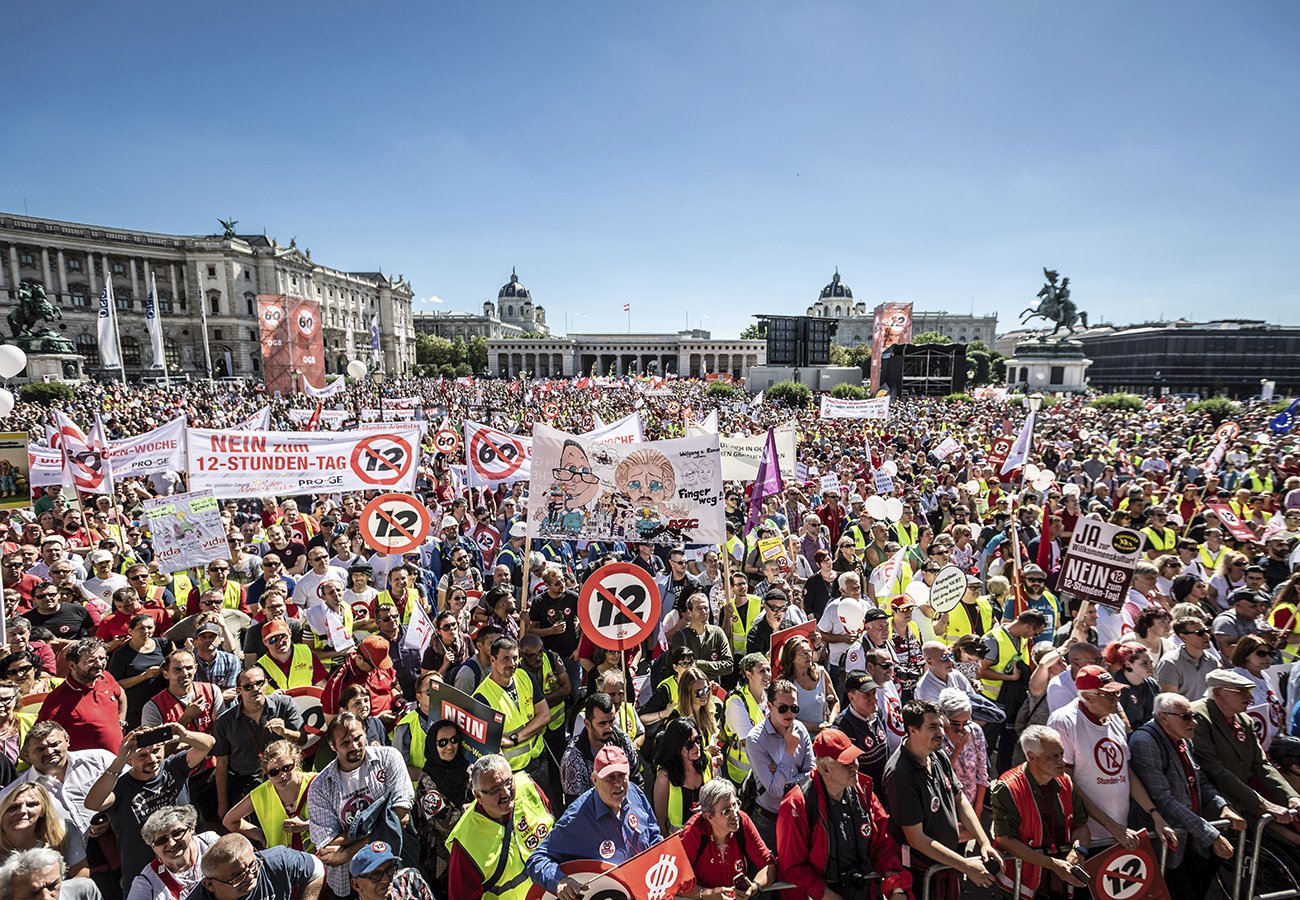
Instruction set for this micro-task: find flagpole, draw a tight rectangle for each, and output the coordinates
[111,264,126,384]
[94,412,119,514]
[152,271,170,389]
[196,266,214,384]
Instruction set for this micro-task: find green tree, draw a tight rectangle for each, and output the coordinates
[829,344,848,366]
[911,331,952,345]
[965,349,991,385]
[1187,397,1241,425]
[19,382,74,406]
[1089,393,1145,412]
[468,336,488,373]
[830,383,867,400]
[416,334,456,370]
[740,322,768,340]
[766,380,812,408]
[705,381,736,399]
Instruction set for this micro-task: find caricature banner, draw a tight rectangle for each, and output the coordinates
[527,423,725,546]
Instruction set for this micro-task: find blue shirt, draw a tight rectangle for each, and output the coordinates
[745,717,814,814]
[1001,593,1059,643]
[524,782,662,891]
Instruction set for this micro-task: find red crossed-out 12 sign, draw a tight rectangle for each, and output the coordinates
[578,562,662,651]
[359,493,431,555]
[349,433,415,487]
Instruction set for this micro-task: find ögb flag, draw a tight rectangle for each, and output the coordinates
[289,296,325,391]
[97,259,122,371]
[53,411,108,494]
[186,425,423,497]
[818,395,891,420]
[691,425,797,481]
[868,301,912,393]
[527,422,725,546]
[234,406,271,431]
[145,270,166,372]
[257,295,293,395]
[105,416,187,478]
[28,445,62,489]
[302,376,347,400]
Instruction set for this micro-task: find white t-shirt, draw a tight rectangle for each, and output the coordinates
[1045,670,1078,713]
[84,573,129,604]
[126,830,219,900]
[913,668,977,704]
[1048,699,1130,841]
[818,597,866,667]
[1095,603,1123,648]
[293,566,350,609]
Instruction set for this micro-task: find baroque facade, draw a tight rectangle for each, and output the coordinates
[489,331,764,379]
[0,213,415,378]
[412,269,549,340]
[805,270,998,347]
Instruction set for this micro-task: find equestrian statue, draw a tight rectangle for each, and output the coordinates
[1020,268,1089,336]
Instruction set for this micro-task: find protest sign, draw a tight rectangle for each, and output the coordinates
[143,490,228,573]
[820,472,842,495]
[1204,502,1258,542]
[287,408,350,430]
[1056,519,1146,608]
[931,436,962,461]
[698,426,797,481]
[187,426,422,496]
[106,416,187,477]
[818,395,891,420]
[27,445,61,490]
[0,434,31,510]
[428,680,505,761]
[873,468,896,496]
[527,423,725,546]
[464,420,532,488]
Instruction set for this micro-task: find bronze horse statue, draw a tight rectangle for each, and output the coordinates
[7,282,62,338]
[1020,268,1088,336]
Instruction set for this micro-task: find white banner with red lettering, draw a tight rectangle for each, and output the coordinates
[186,426,423,497]
[302,376,347,400]
[106,416,188,477]
[28,445,63,489]
[234,406,271,431]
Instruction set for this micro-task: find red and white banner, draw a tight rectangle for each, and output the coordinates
[106,416,188,477]
[234,406,271,431]
[186,425,422,497]
[818,395,891,420]
[869,301,913,393]
[28,445,63,489]
[1204,501,1258,542]
[287,408,350,430]
[289,296,325,392]
[464,421,532,489]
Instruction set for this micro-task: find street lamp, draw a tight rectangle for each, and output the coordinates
[373,371,387,423]
[1027,392,1044,414]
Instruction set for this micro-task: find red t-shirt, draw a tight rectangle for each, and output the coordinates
[95,605,174,642]
[38,673,124,753]
[320,657,399,716]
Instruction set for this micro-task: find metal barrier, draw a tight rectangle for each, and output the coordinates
[1241,811,1300,900]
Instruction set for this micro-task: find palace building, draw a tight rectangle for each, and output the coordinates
[0,212,416,378]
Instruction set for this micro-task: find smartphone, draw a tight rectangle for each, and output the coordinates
[135,726,172,748]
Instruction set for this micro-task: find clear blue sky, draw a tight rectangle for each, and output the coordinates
[4,2,1297,338]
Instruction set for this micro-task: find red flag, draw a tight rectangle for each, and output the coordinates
[607,832,695,900]
[1036,500,1053,571]
[304,402,323,432]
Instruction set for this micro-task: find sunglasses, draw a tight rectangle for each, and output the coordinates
[693,687,709,699]
[1025,578,1046,584]
[240,680,268,692]
[775,703,801,715]
[1162,711,1196,722]
[436,736,461,748]
[150,825,192,847]
[1180,630,1208,638]
[265,763,295,778]
[1254,649,1274,658]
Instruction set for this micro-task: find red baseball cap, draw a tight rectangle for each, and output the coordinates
[812,728,864,764]
[593,745,631,778]
[1074,665,1123,693]
[358,635,393,669]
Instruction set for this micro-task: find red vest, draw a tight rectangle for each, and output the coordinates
[148,681,217,769]
[995,764,1075,898]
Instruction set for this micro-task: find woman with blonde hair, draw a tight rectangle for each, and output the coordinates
[0,782,87,877]
[671,665,722,769]
[778,634,838,736]
[1208,551,1249,610]
[221,739,317,850]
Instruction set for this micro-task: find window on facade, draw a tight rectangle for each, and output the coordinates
[160,296,174,314]
[112,262,126,275]
[116,292,131,311]
[251,356,260,373]
[207,265,216,277]
[214,329,223,341]
[19,252,33,266]
[76,333,99,366]
[291,276,298,287]
[209,294,220,315]
[71,293,87,307]
[245,270,251,281]
[245,294,256,316]
[1050,366,1065,385]
[164,338,180,370]
[121,337,142,367]
[68,258,82,271]
[248,328,257,341]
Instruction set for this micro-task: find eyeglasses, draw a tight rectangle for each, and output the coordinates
[685,738,701,748]
[1025,578,1046,584]
[208,854,261,887]
[208,567,229,573]
[359,861,399,884]
[872,661,895,670]
[377,615,398,623]
[438,625,456,633]
[1254,649,1274,658]
[1180,630,1208,638]
[264,763,295,778]
[266,635,289,644]
[150,825,193,847]
[436,736,461,748]
[766,603,787,613]
[693,687,709,699]
[5,664,33,677]
[775,703,801,715]
[1161,711,1196,722]
[239,680,267,692]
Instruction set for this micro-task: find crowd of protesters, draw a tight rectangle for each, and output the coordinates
[2,373,1300,900]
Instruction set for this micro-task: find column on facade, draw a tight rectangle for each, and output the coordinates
[55,250,68,299]
[86,252,97,293]
[129,258,141,306]
[8,247,20,292]
[40,248,53,291]
[169,264,179,310]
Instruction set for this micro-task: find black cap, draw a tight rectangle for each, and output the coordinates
[863,609,889,624]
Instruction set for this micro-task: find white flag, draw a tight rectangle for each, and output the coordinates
[305,604,353,652]
[750,390,764,408]
[345,316,356,361]
[97,261,121,370]
[403,594,436,654]
[870,547,908,600]
[302,376,347,400]
[234,406,271,431]
[370,314,380,364]
[145,271,166,371]
[999,412,1037,476]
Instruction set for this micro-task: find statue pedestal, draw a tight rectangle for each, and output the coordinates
[1005,338,1091,393]
[20,353,83,383]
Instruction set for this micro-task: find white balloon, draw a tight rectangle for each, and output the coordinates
[346,360,368,379]
[1062,483,1081,497]
[1078,429,1090,441]
[1033,471,1055,491]
[905,579,931,605]
[1023,464,1040,481]
[837,597,866,632]
[0,388,12,417]
[882,460,899,477]
[964,480,980,494]
[865,496,888,520]
[883,498,904,522]
[0,345,26,379]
